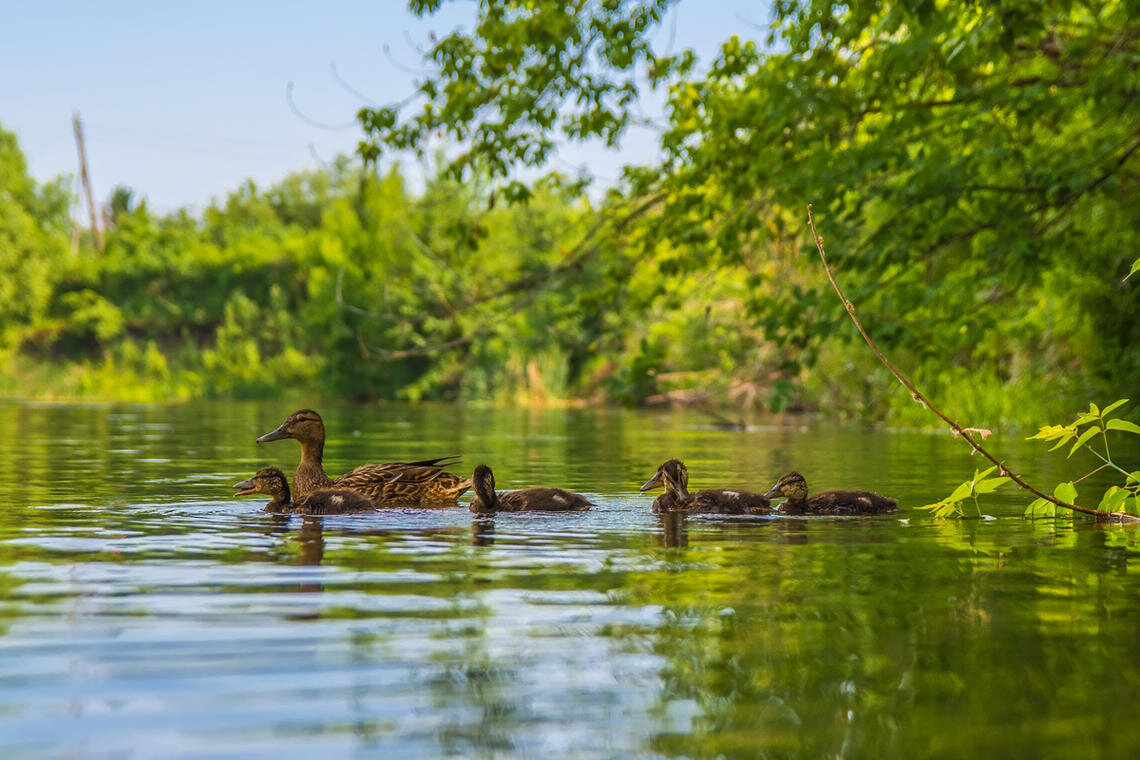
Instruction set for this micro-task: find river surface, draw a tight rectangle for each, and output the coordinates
[0,400,1137,758]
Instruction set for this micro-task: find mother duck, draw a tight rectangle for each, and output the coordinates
[257,409,470,505]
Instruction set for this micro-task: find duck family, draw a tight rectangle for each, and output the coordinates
[233,409,899,517]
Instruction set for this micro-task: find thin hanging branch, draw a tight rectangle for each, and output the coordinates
[805,203,1137,522]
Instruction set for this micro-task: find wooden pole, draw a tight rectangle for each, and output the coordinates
[72,111,103,252]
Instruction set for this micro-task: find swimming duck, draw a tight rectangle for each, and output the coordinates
[233,467,375,515]
[469,464,594,514]
[256,409,471,505]
[763,471,899,515]
[640,459,772,515]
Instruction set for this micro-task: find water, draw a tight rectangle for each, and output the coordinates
[1,400,1138,758]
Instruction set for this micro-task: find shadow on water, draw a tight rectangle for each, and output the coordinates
[0,400,1138,757]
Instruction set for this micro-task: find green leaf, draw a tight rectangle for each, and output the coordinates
[1098,487,1128,512]
[918,499,962,518]
[974,476,1010,494]
[1024,497,1055,518]
[1048,431,1077,451]
[973,466,997,481]
[1054,482,1078,504]
[948,481,973,502]
[1068,426,1101,457]
[1106,419,1140,435]
[1126,257,1140,281]
[1101,399,1129,417]
[1028,424,1074,441]
[1128,472,1140,485]
[1073,412,1099,426]
[934,502,963,518]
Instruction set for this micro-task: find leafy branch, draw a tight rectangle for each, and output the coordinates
[1022,400,1140,518]
[806,204,1138,523]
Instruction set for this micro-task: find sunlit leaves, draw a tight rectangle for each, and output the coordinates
[1069,427,1100,457]
[1010,399,1140,519]
[920,466,1009,518]
[940,397,1140,520]
[356,0,1140,425]
[359,0,674,186]
[1054,481,1077,504]
[1024,497,1057,518]
[1106,419,1140,435]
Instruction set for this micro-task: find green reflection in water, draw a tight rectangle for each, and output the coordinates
[0,400,1137,758]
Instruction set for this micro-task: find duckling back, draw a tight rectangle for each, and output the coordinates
[292,488,375,515]
[784,490,899,516]
[653,488,771,515]
[471,487,594,513]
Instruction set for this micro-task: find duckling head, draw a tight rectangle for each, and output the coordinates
[257,409,325,445]
[764,471,808,502]
[234,466,291,501]
[640,459,690,501]
[472,464,498,508]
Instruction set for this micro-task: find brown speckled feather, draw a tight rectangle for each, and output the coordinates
[289,488,375,515]
[781,490,898,516]
[471,486,594,513]
[334,462,472,505]
[652,488,772,515]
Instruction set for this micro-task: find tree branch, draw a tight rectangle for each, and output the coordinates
[806,203,1138,522]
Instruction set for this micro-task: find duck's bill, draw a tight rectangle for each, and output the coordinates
[233,478,257,496]
[763,485,781,499]
[256,425,290,443]
[639,472,664,492]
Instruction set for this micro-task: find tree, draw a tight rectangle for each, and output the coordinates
[359,0,1140,420]
[0,122,71,349]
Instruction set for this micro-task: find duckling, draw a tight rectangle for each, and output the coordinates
[256,409,470,505]
[469,464,594,514]
[640,459,772,515]
[233,467,374,515]
[763,471,898,515]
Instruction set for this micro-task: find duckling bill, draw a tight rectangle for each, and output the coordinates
[469,464,594,514]
[640,459,772,515]
[764,471,898,516]
[234,467,374,515]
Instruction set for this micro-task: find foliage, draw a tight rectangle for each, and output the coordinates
[919,465,1010,519]
[358,0,1140,422]
[920,399,1140,519]
[1022,399,1140,517]
[3,0,1139,418]
[0,125,71,351]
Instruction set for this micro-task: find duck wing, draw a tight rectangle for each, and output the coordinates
[333,460,471,504]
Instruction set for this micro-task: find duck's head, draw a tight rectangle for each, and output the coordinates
[234,466,291,500]
[472,464,497,506]
[640,459,690,501]
[257,409,324,444]
[764,471,808,501]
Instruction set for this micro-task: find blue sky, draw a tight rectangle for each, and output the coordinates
[1,1,771,212]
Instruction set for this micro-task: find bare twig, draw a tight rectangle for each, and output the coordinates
[806,203,1137,522]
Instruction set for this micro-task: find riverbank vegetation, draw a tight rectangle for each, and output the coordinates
[2,0,1138,428]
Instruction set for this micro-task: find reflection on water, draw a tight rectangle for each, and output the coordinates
[0,400,1138,758]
